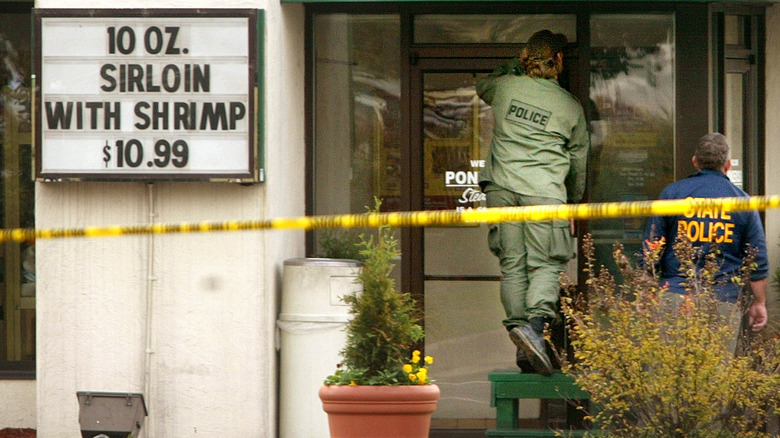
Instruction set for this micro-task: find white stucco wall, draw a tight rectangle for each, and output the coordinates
[30,0,305,437]
[765,4,780,328]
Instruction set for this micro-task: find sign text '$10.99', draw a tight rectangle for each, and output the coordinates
[102,138,189,169]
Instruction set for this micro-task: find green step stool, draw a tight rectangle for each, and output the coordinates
[486,369,593,438]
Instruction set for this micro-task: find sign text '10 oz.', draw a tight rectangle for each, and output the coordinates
[103,139,189,168]
[107,26,184,55]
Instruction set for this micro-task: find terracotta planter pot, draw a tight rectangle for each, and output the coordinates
[319,384,441,438]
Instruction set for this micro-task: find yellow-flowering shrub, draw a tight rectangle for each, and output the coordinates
[404,350,434,385]
[324,198,430,386]
[557,231,780,438]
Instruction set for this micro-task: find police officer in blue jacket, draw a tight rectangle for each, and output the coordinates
[644,132,768,340]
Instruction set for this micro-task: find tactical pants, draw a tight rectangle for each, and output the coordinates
[484,184,573,329]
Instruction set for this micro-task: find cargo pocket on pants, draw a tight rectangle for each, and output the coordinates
[488,224,503,258]
[549,220,573,263]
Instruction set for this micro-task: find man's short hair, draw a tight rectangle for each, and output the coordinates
[695,132,731,171]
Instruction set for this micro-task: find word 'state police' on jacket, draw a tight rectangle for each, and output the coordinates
[646,169,769,303]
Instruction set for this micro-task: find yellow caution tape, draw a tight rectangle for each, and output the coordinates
[3,195,779,243]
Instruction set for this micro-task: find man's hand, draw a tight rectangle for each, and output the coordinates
[748,301,767,332]
[748,278,768,331]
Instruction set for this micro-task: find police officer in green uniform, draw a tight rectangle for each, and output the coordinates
[477,30,589,375]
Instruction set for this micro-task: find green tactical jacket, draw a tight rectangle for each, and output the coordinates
[477,72,590,203]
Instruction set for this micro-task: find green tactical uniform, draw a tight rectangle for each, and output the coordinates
[477,71,589,330]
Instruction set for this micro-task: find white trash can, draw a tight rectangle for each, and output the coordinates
[277,258,362,438]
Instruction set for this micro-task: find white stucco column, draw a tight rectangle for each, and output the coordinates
[766,6,780,263]
[764,5,780,333]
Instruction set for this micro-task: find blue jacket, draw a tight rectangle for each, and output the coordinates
[643,169,768,303]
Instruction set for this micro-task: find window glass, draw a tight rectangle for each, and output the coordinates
[588,14,675,268]
[724,15,745,47]
[721,12,761,196]
[0,8,36,370]
[414,14,576,44]
[422,72,491,212]
[426,280,528,426]
[312,14,401,256]
[724,72,745,189]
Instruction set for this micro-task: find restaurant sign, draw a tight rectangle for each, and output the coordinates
[34,9,263,182]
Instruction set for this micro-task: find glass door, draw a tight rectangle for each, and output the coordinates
[413,60,507,431]
[411,57,580,433]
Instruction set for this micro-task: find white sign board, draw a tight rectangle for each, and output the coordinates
[35,9,261,182]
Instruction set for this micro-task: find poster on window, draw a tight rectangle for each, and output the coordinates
[34,9,262,182]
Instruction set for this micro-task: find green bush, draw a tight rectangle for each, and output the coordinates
[316,229,365,261]
[558,230,780,438]
[324,198,427,386]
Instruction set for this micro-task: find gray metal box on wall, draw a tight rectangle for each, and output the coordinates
[76,392,147,438]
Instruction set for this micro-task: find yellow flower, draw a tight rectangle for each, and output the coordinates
[408,374,417,382]
[416,371,427,384]
[412,355,420,364]
[418,367,427,376]
[349,381,357,387]
[403,364,413,373]
[424,356,434,365]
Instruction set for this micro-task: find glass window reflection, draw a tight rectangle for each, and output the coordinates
[1,9,36,368]
[422,72,492,212]
[414,15,576,44]
[312,14,402,257]
[588,14,675,267]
